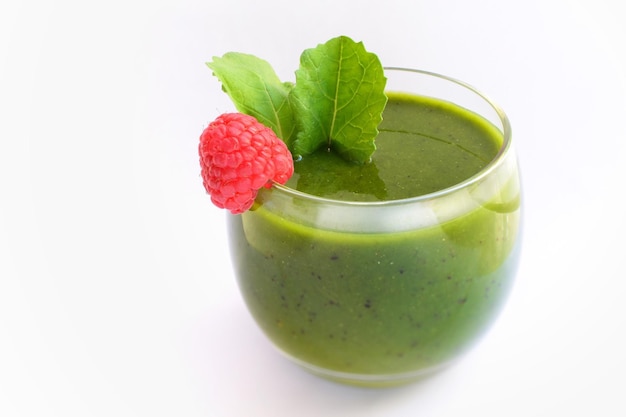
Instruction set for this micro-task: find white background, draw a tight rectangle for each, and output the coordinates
[2,0,625,416]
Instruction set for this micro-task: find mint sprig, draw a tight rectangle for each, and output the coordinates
[291,36,387,163]
[206,36,387,164]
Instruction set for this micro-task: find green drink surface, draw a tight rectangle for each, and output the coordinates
[229,92,521,383]
[287,92,503,201]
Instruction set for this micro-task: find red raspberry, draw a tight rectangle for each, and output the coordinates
[199,113,294,214]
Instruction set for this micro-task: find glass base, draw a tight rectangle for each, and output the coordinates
[278,349,454,388]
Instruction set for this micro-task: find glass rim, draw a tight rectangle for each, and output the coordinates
[269,67,512,207]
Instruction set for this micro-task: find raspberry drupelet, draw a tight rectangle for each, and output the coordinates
[199,113,294,214]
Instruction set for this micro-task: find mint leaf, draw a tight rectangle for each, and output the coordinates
[207,53,296,145]
[290,36,387,163]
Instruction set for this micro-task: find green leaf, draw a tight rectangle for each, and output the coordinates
[290,36,387,163]
[207,53,296,145]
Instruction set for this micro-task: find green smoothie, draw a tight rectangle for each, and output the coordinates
[228,92,521,384]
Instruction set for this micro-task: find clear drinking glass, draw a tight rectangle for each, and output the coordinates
[227,68,522,387]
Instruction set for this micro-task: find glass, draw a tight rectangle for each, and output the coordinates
[227,68,522,387]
